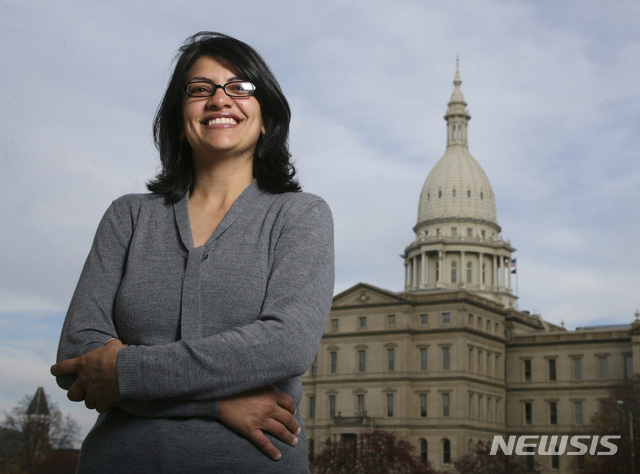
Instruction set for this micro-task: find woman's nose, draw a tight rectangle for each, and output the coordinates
[206,87,232,108]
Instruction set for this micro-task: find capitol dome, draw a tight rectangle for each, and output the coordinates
[417,144,498,226]
[404,62,515,307]
[416,63,499,233]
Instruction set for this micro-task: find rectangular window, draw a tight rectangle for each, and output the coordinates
[451,227,457,237]
[443,393,450,417]
[359,316,367,328]
[421,314,429,325]
[420,393,427,417]
[599,357,608,380]
[331,318,338,330]
[329,395,336,418]
[548,358,557,381]
[575,401,583,425]
[388,314,396,326]
[421,348,428,371]
[573,358,582,380]
[387,394,394,417]
[524,359,532,382]
[467,227,473,237]
[388,348,395,371]
[358,350,366,373]
[549,402,557,425]
[525,402,532,425]
[443,312,451,324]
[443,347,450,371]
[309,396,316,419]
[330,351,337,374]
[626,355,633,379]
[357,394,365,414]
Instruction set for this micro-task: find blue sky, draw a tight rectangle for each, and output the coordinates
[1,0,638,439]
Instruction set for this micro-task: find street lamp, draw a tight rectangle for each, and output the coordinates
[618,400,635,474]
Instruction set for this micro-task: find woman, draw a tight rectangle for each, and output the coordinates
[51,32,334,473]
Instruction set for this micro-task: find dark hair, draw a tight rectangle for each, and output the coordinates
[147,32,300,202]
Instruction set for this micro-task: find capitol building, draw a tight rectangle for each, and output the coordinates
[301,64,640,473]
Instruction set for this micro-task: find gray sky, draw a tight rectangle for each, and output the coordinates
[1,0,638,438]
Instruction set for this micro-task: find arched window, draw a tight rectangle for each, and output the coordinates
[452,188,457,197]
[420,439,428,462]
[443,438,451,464]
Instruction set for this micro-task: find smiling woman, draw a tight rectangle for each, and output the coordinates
[50,32,334,473]
[181,56,266,187]
[149,32,299,204]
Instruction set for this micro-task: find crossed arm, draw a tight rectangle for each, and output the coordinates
[50,340,300,461]
[51,195,334,461]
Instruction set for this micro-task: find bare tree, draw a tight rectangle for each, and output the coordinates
[453,440,542,474]
[0,388,80,473]
[311,430,440,474]
[577,375,640,474]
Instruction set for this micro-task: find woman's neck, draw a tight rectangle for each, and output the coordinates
[190,153,254,205]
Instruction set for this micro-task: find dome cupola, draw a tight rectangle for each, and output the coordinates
[403,61,516,308]
[416,60,498,234]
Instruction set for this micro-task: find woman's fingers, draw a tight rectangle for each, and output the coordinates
[264,417,299,447]
[269,404,300,443]
[217,385,302,460]
[275,389,297,415]
[246,429,283,461]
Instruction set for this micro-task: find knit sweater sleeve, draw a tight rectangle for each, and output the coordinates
[55,198,221,419]
[56,201,129,370]
[116,197,335,401]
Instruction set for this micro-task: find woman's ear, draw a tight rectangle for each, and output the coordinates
[261,125,266,135]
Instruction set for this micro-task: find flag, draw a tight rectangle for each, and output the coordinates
[510,258,517,274]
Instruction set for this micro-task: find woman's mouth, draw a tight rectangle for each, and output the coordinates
[206,117,238,126]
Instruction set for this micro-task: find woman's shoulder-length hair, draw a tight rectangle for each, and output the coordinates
[147,31,300,202]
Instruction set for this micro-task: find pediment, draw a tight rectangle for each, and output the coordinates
[332,283,408,308]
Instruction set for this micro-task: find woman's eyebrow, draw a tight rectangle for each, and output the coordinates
[188,75,244,83]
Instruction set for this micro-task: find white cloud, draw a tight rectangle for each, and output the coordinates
[0,0,639,434]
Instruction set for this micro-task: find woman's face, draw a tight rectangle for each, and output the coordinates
[182,56,265,163]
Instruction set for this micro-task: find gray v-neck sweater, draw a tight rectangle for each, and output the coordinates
[56,181,334,472]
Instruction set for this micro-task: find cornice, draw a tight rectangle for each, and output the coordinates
[507,336,631,348]
[321,325,506,344]
[506,383,621,393]
[413,216,501,233]
[303,374,507,391]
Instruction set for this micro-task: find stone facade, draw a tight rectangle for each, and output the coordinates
[301,65,639,473]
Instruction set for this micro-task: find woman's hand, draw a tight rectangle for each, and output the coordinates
[218,385,301,461]
[50,339,124,413]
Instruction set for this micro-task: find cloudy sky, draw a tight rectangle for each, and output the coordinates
[1,0,638,439]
